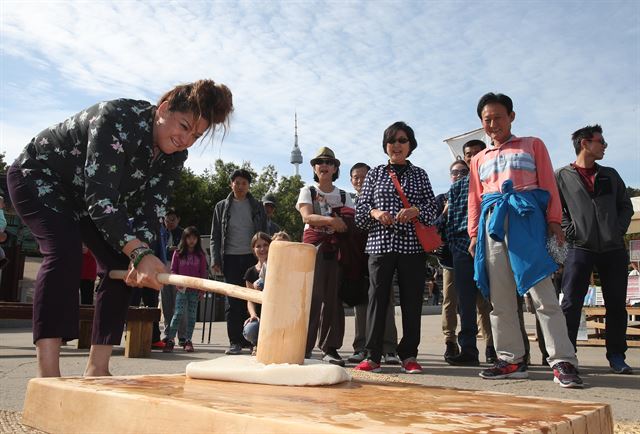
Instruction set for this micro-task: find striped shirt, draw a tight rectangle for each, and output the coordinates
[467,135,561,237]
[355,162,436,254]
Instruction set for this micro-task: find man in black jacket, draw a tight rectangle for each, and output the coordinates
[555,124,634,374]
[211,169,267,355]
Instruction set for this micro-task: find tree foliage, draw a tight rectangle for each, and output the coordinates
[0,152,7,173]
[626,186,640,198]
[169,159,305,241]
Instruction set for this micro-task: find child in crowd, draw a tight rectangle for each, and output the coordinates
[243,231,291,355]
[0,196,8,269]
[163,226,208,353]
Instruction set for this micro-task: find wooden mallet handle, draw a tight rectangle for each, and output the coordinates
[109,241,317,365]
[108,270,263,304]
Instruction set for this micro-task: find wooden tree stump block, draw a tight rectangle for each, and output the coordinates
[22,374,612,433]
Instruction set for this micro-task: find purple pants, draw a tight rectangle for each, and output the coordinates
[7,165,132,345]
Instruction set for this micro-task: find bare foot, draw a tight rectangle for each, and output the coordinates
[83,369,112,377]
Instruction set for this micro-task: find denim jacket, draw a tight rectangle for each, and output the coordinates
[474,179,557,298]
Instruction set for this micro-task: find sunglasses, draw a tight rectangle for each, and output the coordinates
[388,137,410,145]
[590,138,608,148]
[450,169,469,176]
[315,159,336,166]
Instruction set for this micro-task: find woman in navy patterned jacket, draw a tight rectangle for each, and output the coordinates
[354,121,437,374]
[7,79,233,377]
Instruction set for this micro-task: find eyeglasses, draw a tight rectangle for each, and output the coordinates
[450,169,469,176]
[590,138,608,148]
[315,159,336,166]
[388,137,410,145]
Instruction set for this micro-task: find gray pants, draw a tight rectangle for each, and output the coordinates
[160,284,187,340]
[484,215,577,367]
[353,290,397,354]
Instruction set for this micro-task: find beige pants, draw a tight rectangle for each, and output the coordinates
[484,215,577,367]
[442,267,494,347]
[441,268,458,343]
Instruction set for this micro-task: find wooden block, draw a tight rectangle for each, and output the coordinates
[124,321,151,358]
[22,375,613,434]
[77,320,92,349]
[256,241,316,365]
[580,338,640,347]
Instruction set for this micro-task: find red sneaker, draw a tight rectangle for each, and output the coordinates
[183,341,194,353]
[151,340,166,350]
[354,359,382,373]
[401,358,422,374]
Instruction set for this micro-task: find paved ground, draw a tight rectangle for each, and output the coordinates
[1,257,639,429]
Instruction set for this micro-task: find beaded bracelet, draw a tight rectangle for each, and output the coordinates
[128,245,150,261]
[132,248,154,269]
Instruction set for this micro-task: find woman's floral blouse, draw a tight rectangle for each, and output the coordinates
[14,99,187,252]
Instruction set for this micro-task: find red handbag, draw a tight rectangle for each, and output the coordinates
[387,169,443,252]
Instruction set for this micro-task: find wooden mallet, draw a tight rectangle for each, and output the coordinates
[110,241,317,365]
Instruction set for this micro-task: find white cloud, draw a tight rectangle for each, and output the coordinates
[1,0,638,195]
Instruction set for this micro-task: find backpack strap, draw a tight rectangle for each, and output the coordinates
[339,189,346,206]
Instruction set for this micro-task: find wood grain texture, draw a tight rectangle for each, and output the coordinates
[108,271,263,304]
[255,241,316,365]
[22,374,612,434]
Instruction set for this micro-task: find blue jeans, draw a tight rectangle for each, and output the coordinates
[243,319,260,346]
[452,249,481,357]
[166,291,199,342]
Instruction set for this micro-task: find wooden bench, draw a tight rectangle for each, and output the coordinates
[0,302,160,358]
[582,306,640,347]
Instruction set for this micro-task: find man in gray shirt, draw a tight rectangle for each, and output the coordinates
[211,169,267,354]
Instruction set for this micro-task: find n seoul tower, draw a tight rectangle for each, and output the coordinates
[290,113,303,176]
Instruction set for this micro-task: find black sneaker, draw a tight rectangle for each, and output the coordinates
[225,343,243,355]
[444,341,460,360]
[553,362,583,388]
[322,348,345,366]
[479,360,528,379]
[608,354,632,374]
[485,345,497,364]
[446,352,480,366]
[348,350,367,363]
[162,340,175,353]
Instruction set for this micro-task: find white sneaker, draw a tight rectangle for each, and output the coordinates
[322,349,345,366]
[384,353,401,365]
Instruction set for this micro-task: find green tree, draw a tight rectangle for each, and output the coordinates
[273,174,305,241]
[169,168,214,233]
[169,160,306,240]
[626,186,640,198]
[0,152,7,173]
[252,164,279,202]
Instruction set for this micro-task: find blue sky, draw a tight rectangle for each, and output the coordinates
[1,0,638,194]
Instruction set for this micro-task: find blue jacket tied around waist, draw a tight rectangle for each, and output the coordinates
[474,179,558,298]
